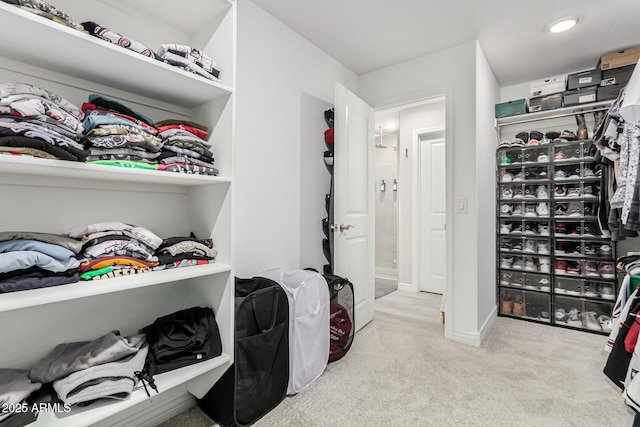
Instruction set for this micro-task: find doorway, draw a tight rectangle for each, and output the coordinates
[373,96,447,324]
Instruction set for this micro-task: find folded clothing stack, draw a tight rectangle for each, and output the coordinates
[81,21,163,61]
[156,44,220,81]
[0,232,81,293]
[69,221,162,281]
[29,331,148,406]
[0,369,42,425]
[0,83,87,161]
[1,0,83,31]
[153,233,218,271]
[155,119,219,176]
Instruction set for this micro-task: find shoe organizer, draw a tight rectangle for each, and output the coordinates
[524,292,551,322]
[498,148,524,166]
[500,255,551,273]
[500,236,551,256]
[500,289,526,317]
[554,296,612,332]
[554,220,605,238]
[523,147,550,164]
[552,141,597,163]
[553,200,598,219]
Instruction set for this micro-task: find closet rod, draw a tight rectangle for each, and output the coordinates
[495,100,614,128]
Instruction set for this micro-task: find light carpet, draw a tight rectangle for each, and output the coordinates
[160,312,634,427]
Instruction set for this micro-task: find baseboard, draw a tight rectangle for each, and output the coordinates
[448,305,497,347]
[398,281,418,292]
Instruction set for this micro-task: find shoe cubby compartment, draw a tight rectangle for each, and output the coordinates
[554,296,585,329]
[498,148,523,166]
[553,182,600,201]
[553,200,597,219]
[583,301,614,333]
[524,273,551,292]
[555,276,615,300]
[499,200,551,219]
[554,220,605,238]
[523,147,550,164]
[524,292,551,322]
[552,141,597,163]
[500,236,551,255]
[500,289,525,317]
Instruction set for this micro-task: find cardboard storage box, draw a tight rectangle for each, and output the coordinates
[564,86,597,106]
[530,75,566,97]
[597,83,625,102]
[567,69,601,90]
[600,46,640,70]
[495,99,528,118]
[529,93,563,112]
[601,64,635,87]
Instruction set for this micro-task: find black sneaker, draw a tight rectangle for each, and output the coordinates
[523,223,538,235]
[513,186,524,199]
[524,185,536,199]
[583,222,601,237]
[555,203,567,216]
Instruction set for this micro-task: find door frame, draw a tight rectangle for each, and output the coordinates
[411,125,446,294]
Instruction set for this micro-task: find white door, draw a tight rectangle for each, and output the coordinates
[333,83,375,332]
[418,131,446,294]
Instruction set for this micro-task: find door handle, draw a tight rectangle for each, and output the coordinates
[339,224,354,232]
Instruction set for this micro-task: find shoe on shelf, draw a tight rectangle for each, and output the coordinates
[511,274,524,287]
[513,171,526,181]
[565,283,582,296]
[583,185,597,198]
[569,167,581,179]
[555,223,568,235]
[598,315,612,333]
[536,202,549,216]
[524,204,537,217]
[524,257,537,271]
[524,185,536,198]
[566,201,582,217]
[599,244,613,257]
[537,152,549,162]
[566,187,581,198]
[583,167,596,178]
[500,271,513,286]
[546,130,561,139]
[524,240,537,253]
[538,224,550,236]
[555,308,567,323]
[598,284,615,300]
[555,185,567,197]
[584,261,600,277]
[560,130,577,141]
[567,223,580,236]
[501,204,513,215]
[500,256,514,269]
[536,185,549,198]
[530,131,544,141]
[584,244,597,256]
[500,155,513,165]
[566,261,581,275]
[583,204,593,216]
[502,172,514,182]
[523,223,538,235]
[583,311,601,331]
[539,258,551,274]
[512,257,525,270]
[513,295,524,316]
[513,205,523,216]
[511,240,523,251]
[555,203,568,217]
[500,238,513,251]
[513,186,524,199]
[501,292,514,314]
[554,169,567,179]
[538,278,551,291]
[500,222,512,234]
[555,281,566,294]
[584,283,599,298]
[501,186,514,199]
[537,241,550,254]
[512,223,524,234]
[554,150,566,161]
[568,243,581,256]
[515,132,529,143]
[599,263,615,279]
[577,128,589,141]
[511,138,526,148]
[555,260,568,274]
[567,308,582,327]
[582,223,600,237]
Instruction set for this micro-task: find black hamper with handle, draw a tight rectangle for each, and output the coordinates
[197,277,289,426]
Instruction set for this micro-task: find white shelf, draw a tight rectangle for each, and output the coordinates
[0,2,233,108]
[495,100,614,128]
[0,263,231,313]
[34,353,231,427]
[0,155,231,186]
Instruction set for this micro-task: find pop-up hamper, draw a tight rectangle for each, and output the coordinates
[258,268,330,395]
[324,273,355,362]
[197,277,289,427]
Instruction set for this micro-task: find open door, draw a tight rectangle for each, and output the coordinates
[333,83,375,332]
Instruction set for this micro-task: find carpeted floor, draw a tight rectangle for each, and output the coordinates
[160,309,634,427]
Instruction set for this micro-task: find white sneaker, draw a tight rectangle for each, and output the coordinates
[500,256,514,268]
[513,205,523,216]
[524,257,537,271]
[502,172,514,182]
[512,257,524,269]
[524,240,537,253]
[539,258,551,274]
[538,278,550,291]
[500,223,512,234]
[537,241,549,254]
[538,224,550,236]
[536,202,549,216]
[536,185,548,198]
[537,153,549,162]
[501,186,514,199]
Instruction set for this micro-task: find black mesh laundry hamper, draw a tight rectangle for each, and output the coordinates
[324,273,355,362]
[197,277,289,426]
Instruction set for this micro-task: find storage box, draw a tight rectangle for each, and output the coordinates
[495,99,528,118]
[597,83,625,102]
[530,75,566,97]
[529,93,563,112]
[564,86,597,106]
[599,46,640,70]
[601,64,635,87]
[567,68,602,90]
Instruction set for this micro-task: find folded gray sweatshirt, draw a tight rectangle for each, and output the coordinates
[30,331,146,384]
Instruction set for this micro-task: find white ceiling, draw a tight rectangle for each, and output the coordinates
[251,0,640,87]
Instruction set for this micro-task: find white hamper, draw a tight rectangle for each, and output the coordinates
[258,268,330,394]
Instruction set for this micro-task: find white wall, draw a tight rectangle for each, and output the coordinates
[234,0,358,277]
[359,41,484,345]
[475,41,501,330]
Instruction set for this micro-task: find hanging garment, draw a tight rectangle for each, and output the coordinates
[620,61,640,125]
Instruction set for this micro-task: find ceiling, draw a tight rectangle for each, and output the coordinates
[251,0,640,87]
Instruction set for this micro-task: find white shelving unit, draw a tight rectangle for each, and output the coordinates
[0,1,235,426]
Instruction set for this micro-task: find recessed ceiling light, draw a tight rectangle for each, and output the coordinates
[547,16,578,33]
